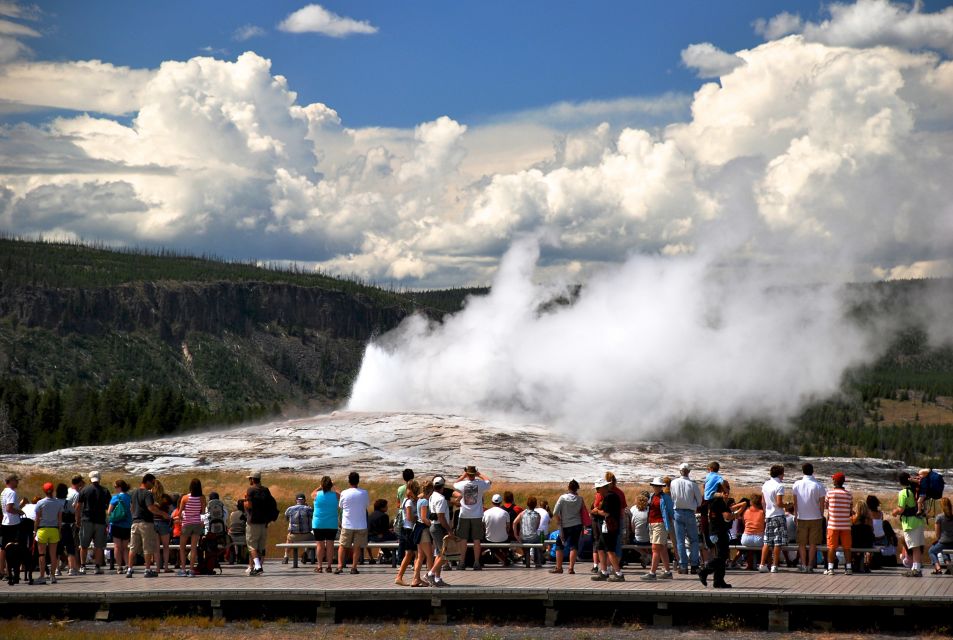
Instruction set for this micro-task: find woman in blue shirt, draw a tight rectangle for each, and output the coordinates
[311,476,339,573]
[106,479,133,575]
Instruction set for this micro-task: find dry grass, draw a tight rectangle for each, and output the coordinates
[876,397,953,426]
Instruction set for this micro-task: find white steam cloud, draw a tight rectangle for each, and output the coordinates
[348,236,875,436]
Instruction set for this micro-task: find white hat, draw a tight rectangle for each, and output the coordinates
[89,471,101,483]
[679,463,691,473]
[491,493,503,504]
[433,476,446,487]
[649,476,666,487]
[594,479,611,489]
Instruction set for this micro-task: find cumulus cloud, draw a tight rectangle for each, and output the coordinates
[278,4,378,37]
[757,0,953,54]
[680,42,746,77]
[0,60,152,114]
[233,24,265,41]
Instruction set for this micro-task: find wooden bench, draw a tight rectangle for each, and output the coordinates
[276,541,547,568]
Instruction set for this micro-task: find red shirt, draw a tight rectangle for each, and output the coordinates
[825,487,852,531]
[648,493,664,524]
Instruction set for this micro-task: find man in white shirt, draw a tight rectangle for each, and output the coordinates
[483,494,511,566]
[1,473,24,577]
[670,462,704,574]
[792,462,826,572]
[760,465,787,573]
[453,465,491,570]
[336,471,370,575]
[426,476,453,586]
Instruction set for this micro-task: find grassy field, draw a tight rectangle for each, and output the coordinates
[875,397,953,426]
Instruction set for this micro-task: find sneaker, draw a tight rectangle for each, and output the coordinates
[659,571,674,579]
[245,566,253,575]
[176,569,188,577]
[807,567,815,574]
[797,565,808,573]
[770,566,779,574]
[677,566,687,575]
[143,570,158,578]
[823,569,835,575]
[590,565,600,574]
[350,567,359,575]
[713,582,732,589]
[607,573,625,582]
[758,565,769,573]
[591,572,609,581]
[94,566,104,575]
[471,564,482,571]
[250,567,263,576]
[54,569,62,577]
[126,568,134,578]
[282,557,289,565]
[690,566,699,575]
[425,573,436,587]
[698,568,709,587]
[68,569,79,577]
[34,577,47,585]
[78,566,86,575]
[844,568,853,575]
[50,576,57,584]
[903,569,922,578]
[639,573,657,581]
[435,577,449,587]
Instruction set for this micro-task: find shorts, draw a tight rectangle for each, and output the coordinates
[597,527,620,552]
[129,521,158,557]
[764,515,788,547]
[80,522,107,549]
[339,527,368,549]
[0,524,18,547]
[312,528,337,541]
[154,519,172,536]
[430,524,448,554]
[246,522,268,552]
[286,531,313,543]
[826,528,852,551]
[903,527,926,549]
[110,525,130,541]
[398,527,417,553]
[181,523,204,539]
[649,522,667,545]
[740,533,763,548]
[555,524,582,553]
[417,526,432,546]
[36,527,60,545]
[455,517,484,542]
[796,519,823,546]
[58,524,76,555]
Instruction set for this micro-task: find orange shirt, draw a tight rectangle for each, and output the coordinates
[743,507,765,535]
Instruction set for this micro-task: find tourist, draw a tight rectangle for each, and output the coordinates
[282,493,314,565]
[893,471,926,578]
[412,480,436,585]
[426,476,452,587]
[75,470,110,575]
[227,499,247,565]
[824,472,853,575]
[792,462,826,573]
[367,498,396,564]
[106,479,132,575]
[204,492,228,535]
[536,500,552,541]
[176,478,207,576]
[759,465,787,573]
[0,473,23,578]
[851,500,874,572]
[154,492,175,572]
[395,480,419,586]
[783,503,798,567]
[630,491,650,545]
[397,468,414,504]
[513,496,543,567]
[640,477,673,581]
[739,495,765,570]
[336,471,369,575]
[311,476,339,573]
[453,466,492,571]
[33,482,63,584]
[698,483,735,589]
[700,461,727,553]
[606,473,630,567]
[670,463,703,574]
[245,470,278,577]
[483,493,512,566]
[591,479,625,582]
[56,483,78,576]
[929,497,953,575]
[128,473,165,578]
[501,490,523,540]
[550,479,585,574]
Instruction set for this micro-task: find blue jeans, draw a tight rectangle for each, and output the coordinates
[674,509,700,569]
[929,541,951,565]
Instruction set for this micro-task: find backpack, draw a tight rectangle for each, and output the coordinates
[249,486,279,524]
[108,498,128,524]
[920,470,945,500]
[206,499,227,534]
[520,509,541,539]
[196,532,222,575]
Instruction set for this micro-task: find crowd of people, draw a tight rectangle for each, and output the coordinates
[1,462,950,589]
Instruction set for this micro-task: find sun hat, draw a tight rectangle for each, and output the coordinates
[649,477,666,487]
[594,479,611,489]
[465,465,478,475]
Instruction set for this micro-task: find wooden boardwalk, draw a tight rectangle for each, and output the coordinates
[3,563,952,629]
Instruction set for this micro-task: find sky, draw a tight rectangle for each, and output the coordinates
[2,0,953,287]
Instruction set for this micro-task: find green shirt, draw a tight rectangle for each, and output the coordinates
[898,488,924,531]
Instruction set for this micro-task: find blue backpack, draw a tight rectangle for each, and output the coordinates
[920,470,945,500]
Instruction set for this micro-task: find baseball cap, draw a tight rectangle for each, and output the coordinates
[491,493,502,504]
[679,463,691,473]
[247,470,262,480]
[89,471,101,482]
[832,472,846,485]
[433,476,446,487]
[594,479,611,489]
[42,482,54,492]
[295,493,306,501]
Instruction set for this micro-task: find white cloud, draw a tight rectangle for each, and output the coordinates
[680,42,746,78]
[0,60,153,114]
[278,4,378,37]
[758,0,953,54]
[233,24,266,41]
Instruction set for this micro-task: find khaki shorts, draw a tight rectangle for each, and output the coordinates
[286,531,314,543]
[418,527,432,545]
[456,517,485,542]
[181,523,204,539]
[903,527,926,549]
[246,522,268,552]
[796,518,823,546]
[129,521,158,557]
[649,522,667,545]
[339,528,368,548]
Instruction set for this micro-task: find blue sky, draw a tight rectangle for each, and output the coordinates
[29,1,852,128]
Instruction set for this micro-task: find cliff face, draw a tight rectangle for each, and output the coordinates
[1,281,407,342]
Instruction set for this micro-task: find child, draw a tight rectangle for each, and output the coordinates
[513,496,542,567]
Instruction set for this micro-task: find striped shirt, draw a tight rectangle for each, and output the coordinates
[825,487,852,531]
[181,495,204,526]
